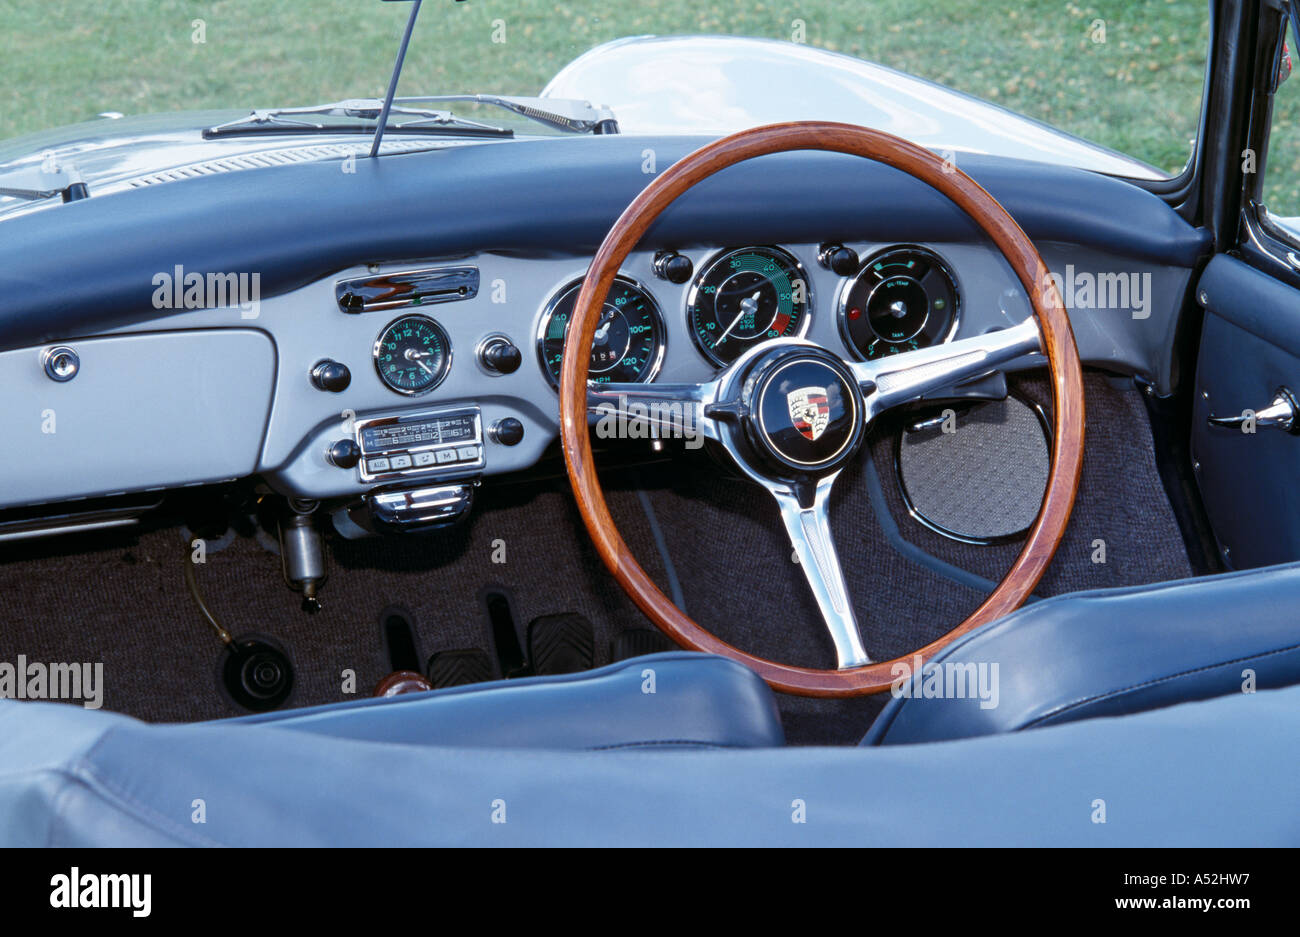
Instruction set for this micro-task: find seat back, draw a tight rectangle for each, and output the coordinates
[228,651,784,749]
[864,563,1300,745]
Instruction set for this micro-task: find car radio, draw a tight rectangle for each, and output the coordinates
[353,406,484,484]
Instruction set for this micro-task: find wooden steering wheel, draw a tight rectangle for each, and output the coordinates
[559,122,1084,697]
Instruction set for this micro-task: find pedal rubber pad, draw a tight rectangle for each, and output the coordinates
[611,628,676,661]
[527,613,595,675]
[426,648,494,689]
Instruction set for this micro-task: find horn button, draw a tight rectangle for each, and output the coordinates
[731,348,866,478]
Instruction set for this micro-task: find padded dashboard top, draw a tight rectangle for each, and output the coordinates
[0,134,1210,352]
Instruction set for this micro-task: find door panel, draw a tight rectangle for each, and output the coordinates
[1191,254,1300,569]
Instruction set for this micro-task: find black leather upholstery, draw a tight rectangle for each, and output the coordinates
[863,563,1300,745]
[228,651,785,749]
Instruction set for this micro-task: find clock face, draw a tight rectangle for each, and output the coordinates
[373,315,451,395]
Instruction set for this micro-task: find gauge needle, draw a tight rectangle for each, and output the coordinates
[595,314,614,342]
[716,291,762,346]
[405,348,435,374]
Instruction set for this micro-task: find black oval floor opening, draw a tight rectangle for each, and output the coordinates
[222,637,294,712]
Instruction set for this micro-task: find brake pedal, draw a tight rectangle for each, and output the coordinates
[426,648,494,688]
[611,628,675,661]
[528,613,595,675]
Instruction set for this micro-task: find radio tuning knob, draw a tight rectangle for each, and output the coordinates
[489,418,525,446]
[327,439,361,469]
[311,359,352,392]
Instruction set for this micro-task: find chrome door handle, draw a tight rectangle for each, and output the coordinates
[1207,386,1300,434]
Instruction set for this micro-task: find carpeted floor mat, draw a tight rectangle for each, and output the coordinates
[0,370,1191,744]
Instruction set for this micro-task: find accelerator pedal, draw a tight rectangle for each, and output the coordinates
[611,628,676,661]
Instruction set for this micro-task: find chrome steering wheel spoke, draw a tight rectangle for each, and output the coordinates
[767,474,872,669]
[586,380,721,444]
[852,317,1043,417]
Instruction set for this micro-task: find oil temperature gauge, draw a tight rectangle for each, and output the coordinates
[838,246,959,360]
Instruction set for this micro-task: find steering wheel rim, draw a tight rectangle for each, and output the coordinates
[559,121,1084,697]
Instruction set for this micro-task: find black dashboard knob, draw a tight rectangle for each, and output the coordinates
[311,359,352,392]
[654,251,693,284]
[819,244,860,277]
[326,439,361,469]
[489,418,525,446]
[480,337,522,374]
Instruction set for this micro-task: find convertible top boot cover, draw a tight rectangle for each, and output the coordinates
[865,562,1300,745]
[0,683,1297,846]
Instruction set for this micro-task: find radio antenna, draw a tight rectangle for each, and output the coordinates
[369,0,424,158]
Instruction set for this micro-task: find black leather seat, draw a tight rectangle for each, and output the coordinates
[863,562,1300,745]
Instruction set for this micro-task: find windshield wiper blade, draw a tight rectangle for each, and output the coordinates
[202,95,616,139]
[393,95,619,134]
[202,100,511,138]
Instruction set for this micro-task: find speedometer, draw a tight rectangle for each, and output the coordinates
[537,276,666,388]
[686,246,811,366]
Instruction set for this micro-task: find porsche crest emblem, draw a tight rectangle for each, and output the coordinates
[787,386,830,441]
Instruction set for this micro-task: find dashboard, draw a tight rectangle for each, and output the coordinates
[0,235,1192,525]
[263,239,1004,506]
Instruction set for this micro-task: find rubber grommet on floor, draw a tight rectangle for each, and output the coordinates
[221,636,294,712]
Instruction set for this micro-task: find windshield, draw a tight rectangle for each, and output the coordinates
[1,0,1210,179]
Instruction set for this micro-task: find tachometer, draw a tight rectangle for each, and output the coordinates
[686,246,811,366]
[538,276,665,388]
[838,246,959,361]
[373,314,451,395]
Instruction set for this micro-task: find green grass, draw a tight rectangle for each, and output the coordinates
[1,0,1208,175]
[1263,43,1300,220]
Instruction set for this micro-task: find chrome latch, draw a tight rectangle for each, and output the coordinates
[1207,386,1300,434]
